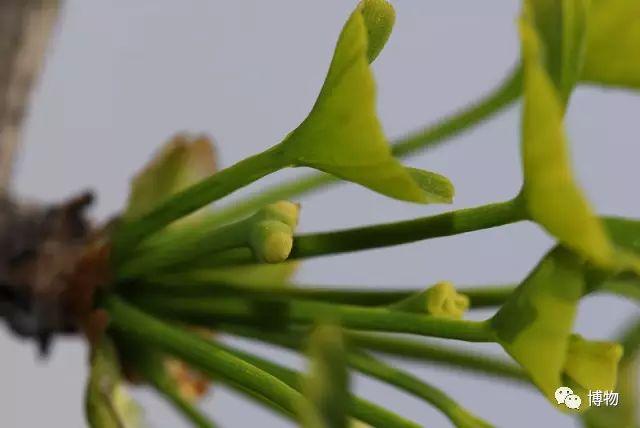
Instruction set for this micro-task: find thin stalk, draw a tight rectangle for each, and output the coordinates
[132,275,515,308]
[347,352,493,428]
[207,68,523,225]
[117,216,252,280]
[290,198,527,259]
[102,296,305,420]
[346,332,527,382]
[222,326,494,428]
[113,146,287,259]
[130,295,496,342]
[216,342,420,428]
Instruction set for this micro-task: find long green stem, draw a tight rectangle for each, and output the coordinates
[216,341,420,428]
[347,352,492,428]
[133,275,515,308]
[102,296,305,420]
[117,216,252,280]
[345,332,527,382]
[290,198,526,259]
[130,295,496,342]
[113,146,287,259]
[207,68,523,224]
[222,325,493,428]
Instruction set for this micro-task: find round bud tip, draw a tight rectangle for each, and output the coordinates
[426,281,470,319]
[249,220,294,263]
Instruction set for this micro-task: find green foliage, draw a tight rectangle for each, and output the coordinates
[88,0,640,427]
[519,11,614,267]
[492,248,624,407]
[582,0,640,89]
[277,1,435,203]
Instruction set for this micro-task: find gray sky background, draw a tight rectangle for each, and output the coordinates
[1,1,638,427]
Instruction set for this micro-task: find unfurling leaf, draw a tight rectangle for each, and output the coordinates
[391,281,469,319]
[519,15,614,267]
[125,134,216,221]
[301,324,349,428]
[277,0,446,204]
[581,0,640,89]
[86,339,145,428]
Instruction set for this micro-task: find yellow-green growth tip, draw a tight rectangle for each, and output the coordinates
[425,282,470,319]
[358,0,396,63]
[249,220,294,263]
[257,200,301,229]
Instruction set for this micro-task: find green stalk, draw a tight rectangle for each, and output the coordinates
[347,352,493,428]
[346,332,527,382]
[113,146,288,259]
[133,275,515,309]
[206,68,523,225]
[102,296,304,420]
[216,342,420,428]
[222,325,494,428]
[117,216,252,280]
[131,295,496,342]
[290,198,526,259]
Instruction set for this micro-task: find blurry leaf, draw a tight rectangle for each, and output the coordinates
[493,247,624,408]
[301,325,349,428]
[564,335,622,395]
[523,0,588,105]
[519,16,614,267]
[581,0,640,89]
[278,0,440,204]
[582,320,640,427]
[86,339,145,428]
[124,135,216,221]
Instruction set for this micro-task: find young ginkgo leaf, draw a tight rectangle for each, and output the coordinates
[301,324,349,428]
[277,0,437,204]
[519,16,614,267]
[581,0,640,89]
[491,247,585,404]
[493,246,625,410]
[522,0,588,106]
[86,339,145,428]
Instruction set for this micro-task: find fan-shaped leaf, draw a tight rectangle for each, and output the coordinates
[278,1,438,204]
[519,16,614,267]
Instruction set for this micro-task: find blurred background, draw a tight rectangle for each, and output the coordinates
[1,1,638,427]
